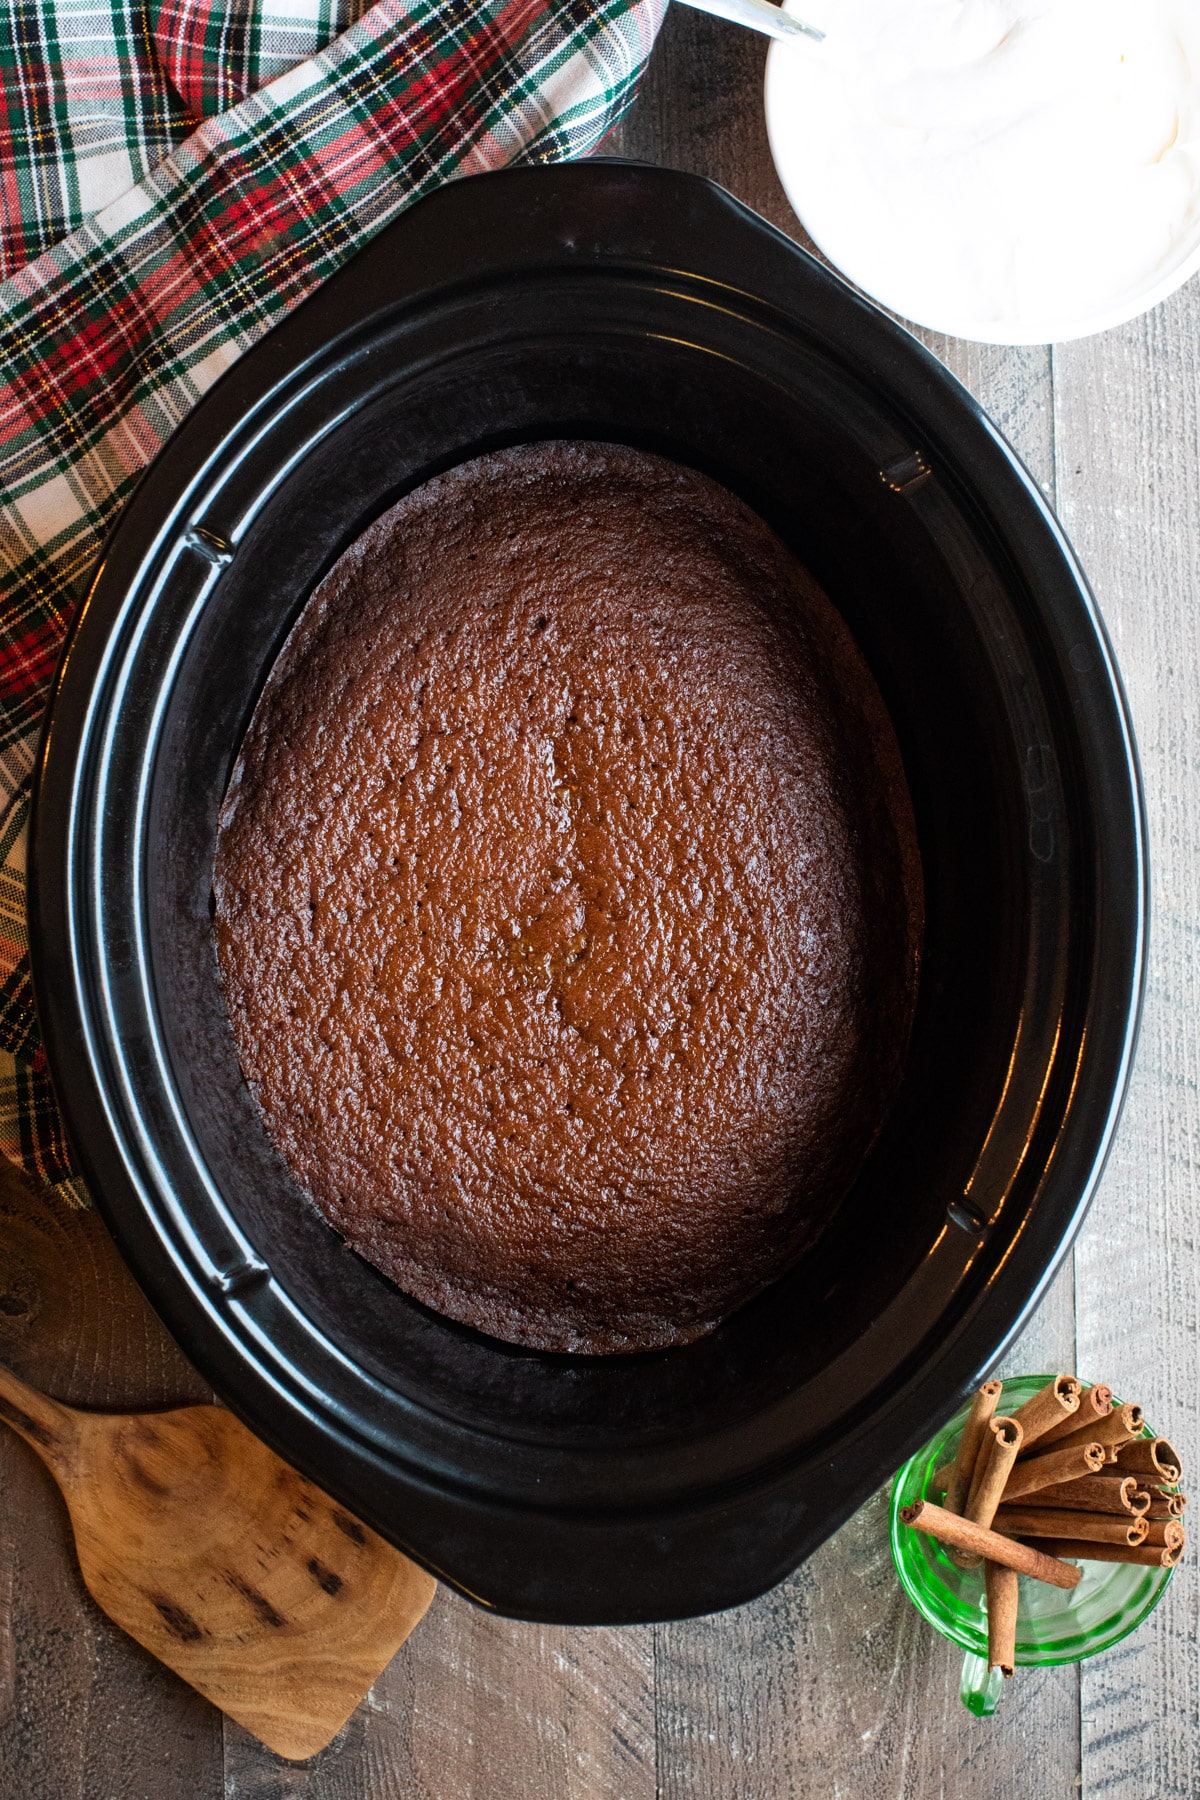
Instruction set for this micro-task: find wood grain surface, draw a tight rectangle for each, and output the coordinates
[2,11,1197,1792]
[1056,291,1200,1800]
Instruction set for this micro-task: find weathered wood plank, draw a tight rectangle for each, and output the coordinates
[1054,284,1200,1800]
[403,1605,655,1800]
[614,7,793,234]
[0,1157,222,1800]
[222,1598,656,1798]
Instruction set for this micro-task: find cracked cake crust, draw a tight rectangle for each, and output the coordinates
[213,441,922,1353]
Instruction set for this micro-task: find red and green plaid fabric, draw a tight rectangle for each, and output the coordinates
[0,0,666,1202]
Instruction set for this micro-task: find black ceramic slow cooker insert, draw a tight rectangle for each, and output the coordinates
[31,162,1146,1624]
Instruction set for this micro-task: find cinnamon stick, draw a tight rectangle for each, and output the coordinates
[1142,1519,1186,1551]
[932,1461,955,1496]
[943,1380,1004,1515]
[1027,1537,1182,1569]
[1009,1376,1081,1453]
[1145,1494,1186,1520]
[1002,1440,1106,1501]
[1017,1474,1147,1515]
[1036,1383,1113,1450]
[898,1501,1082,1588]
[984,1561,1019,1678]
[1116,1437,1182,1484]
[991,1506,1147,1547]
[965,1417,1024,1530]
[1022,1403,1142,1462]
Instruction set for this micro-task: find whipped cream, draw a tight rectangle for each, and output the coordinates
[765,0,1200,342]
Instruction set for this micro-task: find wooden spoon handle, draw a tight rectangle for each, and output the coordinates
[0,1360,79,1477]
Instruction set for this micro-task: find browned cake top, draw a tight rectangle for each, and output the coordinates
[213,442,921,1353]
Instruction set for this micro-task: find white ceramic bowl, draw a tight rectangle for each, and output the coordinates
[764,2,1200,346]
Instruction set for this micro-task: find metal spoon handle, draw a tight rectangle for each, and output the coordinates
[673,0,824,44]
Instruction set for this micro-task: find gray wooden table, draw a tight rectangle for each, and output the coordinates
[2,11,1197,1794]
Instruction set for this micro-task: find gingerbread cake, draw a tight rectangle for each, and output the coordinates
[213,441,922,1353]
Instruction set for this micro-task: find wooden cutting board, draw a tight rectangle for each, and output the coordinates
[0,1360,436,1759]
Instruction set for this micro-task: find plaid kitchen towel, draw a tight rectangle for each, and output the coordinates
[0,0,666,1201]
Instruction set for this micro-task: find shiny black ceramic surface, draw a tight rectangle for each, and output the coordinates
[31,162,1146,1622]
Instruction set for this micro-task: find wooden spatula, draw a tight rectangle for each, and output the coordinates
[0,1359,436,1759]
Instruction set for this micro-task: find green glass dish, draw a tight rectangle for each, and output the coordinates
[889,1375,1174,1714]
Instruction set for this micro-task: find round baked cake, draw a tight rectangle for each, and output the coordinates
[213,441,922,1353]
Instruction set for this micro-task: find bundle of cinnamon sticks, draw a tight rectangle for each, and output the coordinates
[899,1376,1186,1681]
